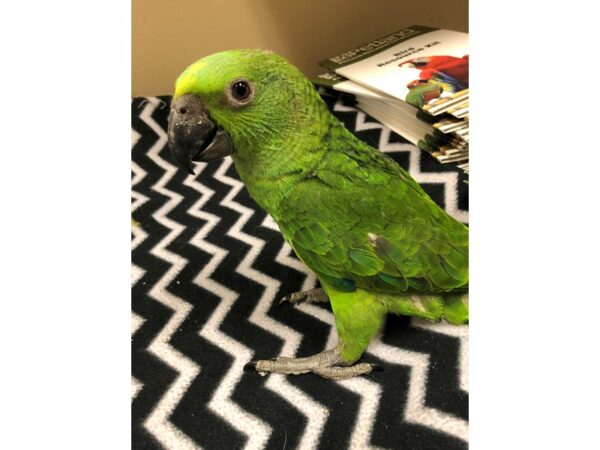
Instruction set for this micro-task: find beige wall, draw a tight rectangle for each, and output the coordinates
[132,0,468,97]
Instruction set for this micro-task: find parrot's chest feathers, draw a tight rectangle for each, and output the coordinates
[232,147,328,215]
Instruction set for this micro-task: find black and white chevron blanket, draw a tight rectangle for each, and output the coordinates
[132,92,469,449]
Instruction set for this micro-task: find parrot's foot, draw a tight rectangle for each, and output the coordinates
[279,288,329,305]
[311,364,383,380]
[244,347,382,380]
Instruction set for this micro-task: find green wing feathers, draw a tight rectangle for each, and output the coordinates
[276,146,468,295]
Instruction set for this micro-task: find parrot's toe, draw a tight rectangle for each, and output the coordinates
[244,348,382,380]
[278,288,329,305]
[312,363,384,380]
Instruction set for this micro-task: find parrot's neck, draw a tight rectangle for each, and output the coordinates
[231,145,327,216]
[231,114,346,216]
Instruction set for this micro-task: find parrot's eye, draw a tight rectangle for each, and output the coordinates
[232,81,250,99]
[228,79,254,105]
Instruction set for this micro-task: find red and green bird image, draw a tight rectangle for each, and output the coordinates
[168,50,468,380]
[401,55,469,107]
[404,80,444,108]
[400,55,469,92]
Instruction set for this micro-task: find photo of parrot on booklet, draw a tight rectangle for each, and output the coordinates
[167,49,468,381]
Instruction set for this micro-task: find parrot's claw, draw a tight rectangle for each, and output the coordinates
[279,288,329,305]
[244,348,383,380]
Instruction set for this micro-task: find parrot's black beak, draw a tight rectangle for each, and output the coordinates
[168,94,234,174]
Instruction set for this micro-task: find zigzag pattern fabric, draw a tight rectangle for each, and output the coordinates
[132,92,469,449]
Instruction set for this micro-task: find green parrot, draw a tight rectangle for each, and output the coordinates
[168,49,468,380]
[405,81,444,108]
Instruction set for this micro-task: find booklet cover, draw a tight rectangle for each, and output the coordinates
[313,70,469,168]
[320,25,469,110]
[314,72,468,147]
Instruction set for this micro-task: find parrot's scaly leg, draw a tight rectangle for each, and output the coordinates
[245,347,381,379]
[246,347,340,375]
[312,363,382,380]
[246,285,387,379]
[279,288,329,305]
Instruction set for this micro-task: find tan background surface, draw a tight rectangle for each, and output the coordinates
[132,0,468,96]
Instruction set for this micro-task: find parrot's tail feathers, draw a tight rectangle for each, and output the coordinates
[382,292,468,324]
[441,293,469,325]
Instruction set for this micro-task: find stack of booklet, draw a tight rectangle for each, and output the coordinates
[315,25,469,173]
